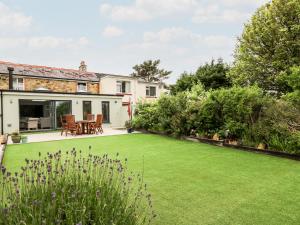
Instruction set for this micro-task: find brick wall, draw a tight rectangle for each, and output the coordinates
[24,77,77,93]
[0,75,8,89]
[0,75,100,94]
[88,83,100,94]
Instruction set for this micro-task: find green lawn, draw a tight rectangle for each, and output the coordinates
[3,134,300,225]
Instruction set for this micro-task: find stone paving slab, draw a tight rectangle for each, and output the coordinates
[7,128,137,144]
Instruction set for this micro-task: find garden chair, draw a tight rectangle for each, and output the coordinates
[64,115,80,136]
[89,114,103,134]
[60,115,68,136]
[87,114,95,121]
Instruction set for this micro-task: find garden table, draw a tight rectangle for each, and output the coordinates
[76,120,95,135]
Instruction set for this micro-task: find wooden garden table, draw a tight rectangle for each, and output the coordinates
[76,120,95,135]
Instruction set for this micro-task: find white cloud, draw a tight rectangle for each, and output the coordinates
[0,36,89,49]
[123,27,235,57]
[102,25,124,37]
[100,0,269,23]
[0,2,32,30]
[192,5,250,23]
[99,0,197,21]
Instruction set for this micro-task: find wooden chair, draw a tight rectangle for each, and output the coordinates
[87,114,95,121]
[89,114,103,134]
[60,115,68,136]
[65,115,80,136]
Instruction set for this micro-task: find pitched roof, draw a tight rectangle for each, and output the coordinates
[0,61,99,82]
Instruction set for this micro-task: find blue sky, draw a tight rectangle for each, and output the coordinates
[0,0,268,83]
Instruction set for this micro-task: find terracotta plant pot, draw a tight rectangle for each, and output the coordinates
[257,143,266,150]
[11,135,21,144]
[212,133,220,141]
[228,140,238,145]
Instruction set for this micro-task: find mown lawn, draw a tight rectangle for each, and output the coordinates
[3,133,300,225]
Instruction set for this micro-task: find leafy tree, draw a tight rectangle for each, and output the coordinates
[230,0,300,94]
[170,59,231,95]
[282,66,300,108]
[195,58,231,90]
[131,59,172,82]
[170,72,195,95]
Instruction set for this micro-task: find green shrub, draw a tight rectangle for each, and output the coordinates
[0,149,155,225]
[198,86,266,138]
[246,100,300,153]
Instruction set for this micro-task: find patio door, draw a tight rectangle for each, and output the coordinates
[83,101,92,120]
[102,101,110,123]
[55,101,72,128]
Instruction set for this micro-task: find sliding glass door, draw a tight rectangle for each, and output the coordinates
[102,101,110,123]
[55,101,72,128]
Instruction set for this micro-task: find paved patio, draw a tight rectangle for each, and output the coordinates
[8,128,136,144]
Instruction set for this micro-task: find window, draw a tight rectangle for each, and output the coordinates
[116,81,131,93]
[102,101,110,123]
[77,82,87,92]
[83,101,92,120]
[146,86,156,97]
[13,77,24,90]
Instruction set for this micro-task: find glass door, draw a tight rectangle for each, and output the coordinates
[55,101,72,128]
[83,101,92,120]
[102,101,110,123]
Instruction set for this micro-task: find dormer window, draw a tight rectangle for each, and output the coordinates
[13,77,24,90]
[77,82,87,92]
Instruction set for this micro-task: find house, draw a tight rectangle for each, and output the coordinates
[0,60,166,134]
[99,73,166,104]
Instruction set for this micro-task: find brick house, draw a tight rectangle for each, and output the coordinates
[0,60,167,134]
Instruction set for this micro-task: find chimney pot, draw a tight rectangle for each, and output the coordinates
[79,61,87,72]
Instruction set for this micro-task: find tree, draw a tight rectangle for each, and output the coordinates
[195,58,231,91]
[170,59,231,95]
[282,66,300,108]
[170,72,195,95]
[230,0,300,94]
[131,59,172,82]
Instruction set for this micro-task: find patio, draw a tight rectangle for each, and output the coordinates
[8,128,135,144]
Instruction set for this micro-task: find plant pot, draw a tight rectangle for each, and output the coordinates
[212,133,220,141]
[127,128,133,133]
[257,143,266,150]
[11,135,21,143]
[21,136,28,143]
[228,139,238,145]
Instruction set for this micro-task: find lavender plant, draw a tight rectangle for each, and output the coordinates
[0,148,155,225]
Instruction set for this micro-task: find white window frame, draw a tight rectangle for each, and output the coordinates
[146,86,156,97]
[77,82,87,92]
[13,77,24,90]
[116,80,131,94]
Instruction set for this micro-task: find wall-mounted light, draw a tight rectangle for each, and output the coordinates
[76,101,79,104]
[10,99,13,104]
[115,101,117,104]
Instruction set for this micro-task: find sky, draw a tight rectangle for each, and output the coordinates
[0,0,269,83]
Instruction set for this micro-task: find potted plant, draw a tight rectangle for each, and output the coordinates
[125,120,133,133]
[21,135,28,143]
[11,131,21,144]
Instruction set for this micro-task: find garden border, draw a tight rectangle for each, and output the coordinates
[138,130,300,161]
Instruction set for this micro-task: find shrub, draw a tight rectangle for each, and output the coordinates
[198,86,266,138]
[246,100,300,153]
[0,149,155,225]
[132,102,159,131]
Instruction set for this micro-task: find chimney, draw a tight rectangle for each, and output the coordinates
[7,67,14,90]
[79,61,87,72]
